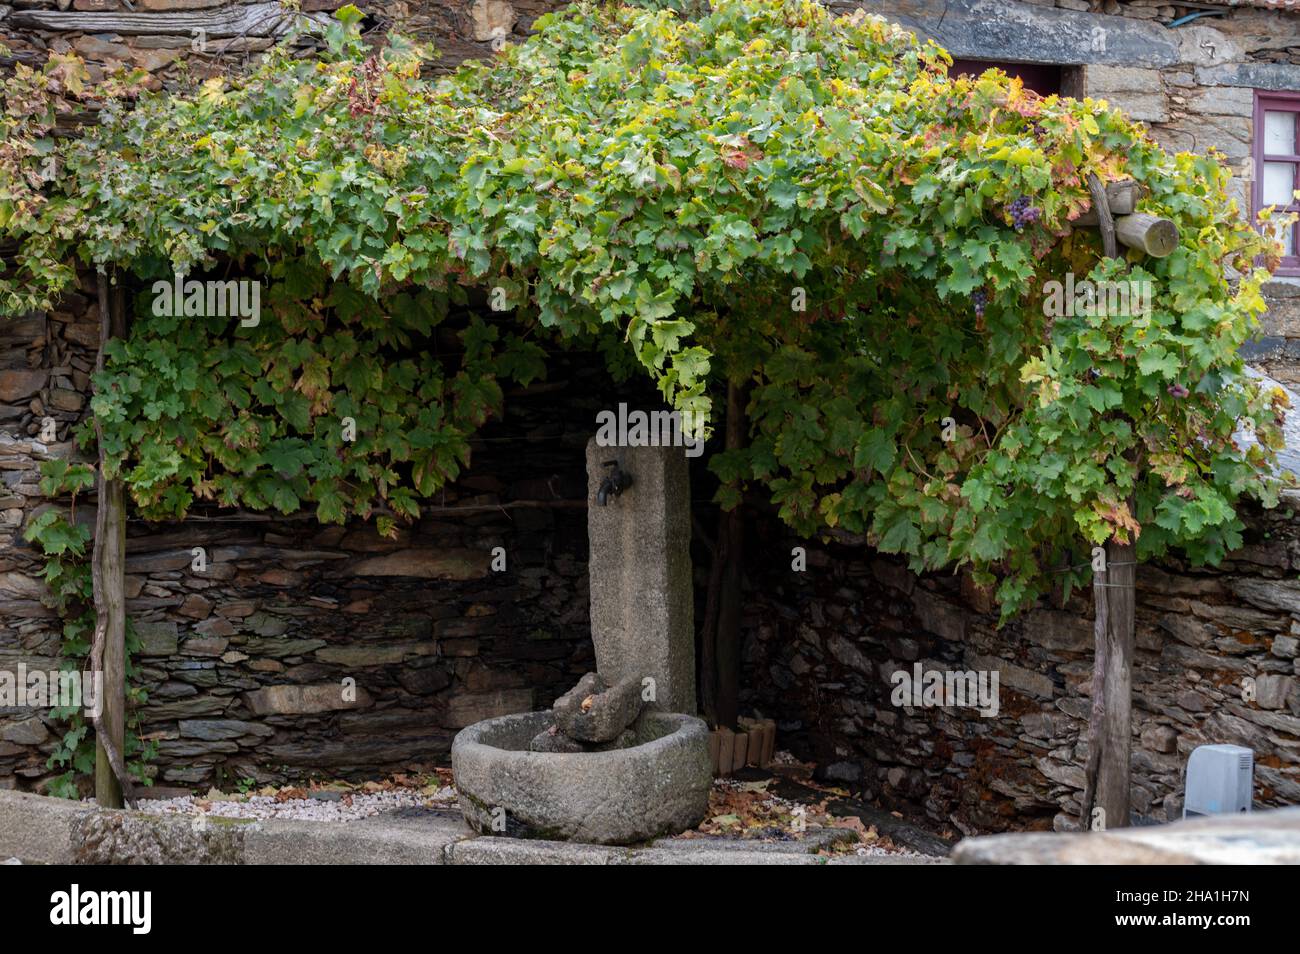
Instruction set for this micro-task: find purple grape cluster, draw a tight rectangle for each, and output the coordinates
[972,288,988,319]
[1008,195,1041,231]
[1167,383,1190,399]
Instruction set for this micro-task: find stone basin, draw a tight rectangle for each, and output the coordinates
[452,710,711,845]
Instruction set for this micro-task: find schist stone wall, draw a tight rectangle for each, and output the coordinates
[739,500,1300,834]
[0,0,569,82]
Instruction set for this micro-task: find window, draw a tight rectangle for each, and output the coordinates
[1254,91,1300,276]
[948,59,1062,96]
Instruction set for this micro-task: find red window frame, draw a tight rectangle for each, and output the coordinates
[1254,91,1300,277]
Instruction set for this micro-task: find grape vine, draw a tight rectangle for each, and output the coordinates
[0,0,1289,621]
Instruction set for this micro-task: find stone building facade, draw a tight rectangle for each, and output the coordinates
[1,0,1299,829]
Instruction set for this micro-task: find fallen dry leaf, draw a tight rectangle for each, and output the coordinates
[830,815,880,844]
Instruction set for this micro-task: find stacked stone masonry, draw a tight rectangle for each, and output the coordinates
[740,502,1300,833]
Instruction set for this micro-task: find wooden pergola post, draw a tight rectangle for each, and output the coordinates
[92,271,132,808]
[1085,538,1136,831]
[1076,174,1174,832]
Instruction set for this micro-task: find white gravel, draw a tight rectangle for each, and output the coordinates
[137,786,458,823]
[131,771,926,859]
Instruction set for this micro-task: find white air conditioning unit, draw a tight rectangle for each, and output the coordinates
[1184,744,1253,818]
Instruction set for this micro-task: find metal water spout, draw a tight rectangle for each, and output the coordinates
[595,460,632,506]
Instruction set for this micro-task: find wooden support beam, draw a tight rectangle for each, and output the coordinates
[1081,540,1136,832]
[1074,176,1179,259]
[1078,173,1136,832]
[1098,539,1136,829]
[92,273,132,809]
[1073,179,1144,225]
[1087,173,1118,259]
[1114,213,1179,258]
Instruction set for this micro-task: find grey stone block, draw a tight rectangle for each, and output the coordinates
[1256,674,1296,710]
[1173,24,1241,70]
[71,810,249,864]
[553,672,644,742]
[0,791,472,865]
[585,438,695,713]
[613,847,825,865]
[134,620,179,656]
[446,838,619,865]
[242,812,466,865]
[1185,84,1254,117]
[871,0,1181,67]
[0,790,89,864]
[243,683,373,716]
[1195,61,1300,92]
[826,854,950,864]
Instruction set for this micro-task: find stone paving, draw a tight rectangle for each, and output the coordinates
[0,789,940,865]
[7,788,1299,863]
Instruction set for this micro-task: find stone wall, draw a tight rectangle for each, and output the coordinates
[740,501,1300,834]
[0,0,569,85]
[0,0,613,796]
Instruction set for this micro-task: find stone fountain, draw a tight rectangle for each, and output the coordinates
[451,439,712,844]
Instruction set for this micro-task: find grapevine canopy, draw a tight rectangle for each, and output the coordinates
[0,0,1289,614]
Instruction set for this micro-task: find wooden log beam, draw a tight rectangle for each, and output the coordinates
[1114,213,1179,258]
[1078,173,1136,833]
[1075,180,1179,259]
[1098,539,1136,830]
[1087,172,1118,259]
[7,2,330,38]
[1081,540,1136,832]
[1073,179,1145,225]
[713,378,747,730]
